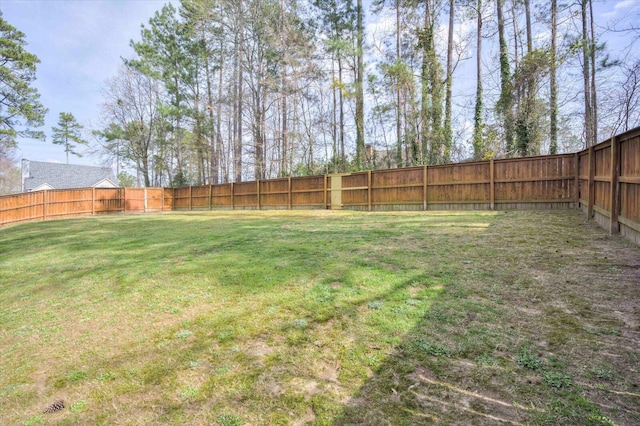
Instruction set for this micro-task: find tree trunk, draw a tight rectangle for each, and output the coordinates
[395,0,403,168]
[331,56,338,173]
[338,56,345,172]
[589,0,598,145]
[421,0,432,163]
[355,0,365,170]
[473,0,483,160]
[525,0,532,53]
[582,0,593,148]
[234,0,244,182]
[205,58,218,184]
[280,0,288,177]
[549,0,558,154]
[443,0,454,163]
[496,0,514,156]
[174,76,183,181]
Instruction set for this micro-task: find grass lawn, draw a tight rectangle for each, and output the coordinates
[1,210,639,425]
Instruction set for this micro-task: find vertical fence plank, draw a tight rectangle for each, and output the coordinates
[490,159,495,210]
[574,153,579,206]
[368,170,372,211]
[323,175,327,209]
[423,166,428,211]
[92,187,96,215]
[288,177,292,210]
[209,184,213,210]
[123,187,127,213]
[231,182,235,210]
[588,146,595,218]
[43,190,48,220]
[257,180,261,210]
[610,136,620,234]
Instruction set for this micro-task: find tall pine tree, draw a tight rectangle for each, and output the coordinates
[52,112,87,164]
[0,11,47,156]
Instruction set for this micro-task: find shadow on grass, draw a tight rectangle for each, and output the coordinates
[5,210,632,424]
[328,210,638,426]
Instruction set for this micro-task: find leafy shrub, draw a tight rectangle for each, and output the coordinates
[517,347,543,371]
[543,371,572,388]
[217,413,242,426]
[414,339,450,357]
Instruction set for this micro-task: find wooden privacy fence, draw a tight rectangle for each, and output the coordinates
[577,127,640,244]
[168,154,577,212]
[1,126,639,244]
[0,187,166,226]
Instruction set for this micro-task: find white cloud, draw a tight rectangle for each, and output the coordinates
[614,0,639,11]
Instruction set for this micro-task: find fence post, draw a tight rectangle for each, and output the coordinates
[490,159,495,210]
[231,182,235,210]
[288,177,292,210]
[368,170,372,212]
[609,136,620,234]
[588,146,595,219]
[43,190,48,220]
[574,153,579,209]
[161,188,165,212]
[323,174,328,209]
[144,187,148,213]
[257,180,261,210]
[92,187,96,215]
[209,184,213,210]
[423,166,428,211]
[123,187,126,213]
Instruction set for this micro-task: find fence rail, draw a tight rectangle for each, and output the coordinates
[2,127,639,245]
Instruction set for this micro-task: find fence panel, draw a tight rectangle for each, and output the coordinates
[342,172,369,207]
[260,178,289,208]
[495,155,575,208]
[124,188,146,212]
[0,191,44,224]
[94,188,123,214]
[146,188,165,212]
[371,167,423,208]
[429,162,490,206]
[163,188,174,211]
[191,185,211,210]
[233,181,257,209]
[172,187,191,210]
[619,134,640,242]
[291,176,325,207]
[44,188,93,219]
[211,184,232,208]
[593,142,612,216]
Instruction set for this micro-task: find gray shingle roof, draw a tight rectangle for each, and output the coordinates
[22,160,119,191]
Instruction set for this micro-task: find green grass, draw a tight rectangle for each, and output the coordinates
[1,210,639,425]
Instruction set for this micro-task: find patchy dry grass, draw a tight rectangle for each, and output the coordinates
[0,210,638,425]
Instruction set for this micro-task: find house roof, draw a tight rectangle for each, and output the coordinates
[22,160,119,191]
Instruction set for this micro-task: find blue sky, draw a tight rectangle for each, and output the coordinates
[1,0,639,167]
[2,0,174,166]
